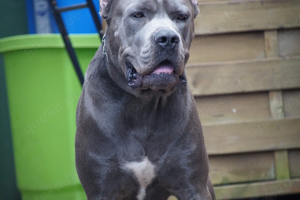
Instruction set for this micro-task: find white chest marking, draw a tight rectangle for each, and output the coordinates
[123,157,156,200]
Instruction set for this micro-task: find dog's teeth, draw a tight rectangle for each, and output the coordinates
[157,72,173,76]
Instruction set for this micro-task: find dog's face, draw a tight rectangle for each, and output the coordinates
[100,0,199,93]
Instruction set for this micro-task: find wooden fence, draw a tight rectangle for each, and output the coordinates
[171,0,300,199]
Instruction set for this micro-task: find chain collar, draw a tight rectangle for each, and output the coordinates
[102,34,108,61]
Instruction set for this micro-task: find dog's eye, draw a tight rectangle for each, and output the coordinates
[131,12,145,19]
[177,14,189,21]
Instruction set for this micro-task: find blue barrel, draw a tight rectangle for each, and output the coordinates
[26,0,101,34]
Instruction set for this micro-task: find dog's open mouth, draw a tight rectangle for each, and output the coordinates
[126,60,186,90]
[150,60,174,75]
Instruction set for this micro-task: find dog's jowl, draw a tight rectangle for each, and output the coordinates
[75,0,215,199]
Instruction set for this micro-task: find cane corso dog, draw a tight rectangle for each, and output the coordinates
[75,0,215,199]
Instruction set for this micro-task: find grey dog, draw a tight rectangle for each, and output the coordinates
[75,0,215,199]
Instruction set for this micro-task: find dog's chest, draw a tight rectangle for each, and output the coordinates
[122,157,156,200]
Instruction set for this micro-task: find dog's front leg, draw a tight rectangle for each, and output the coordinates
[165,173,214,200]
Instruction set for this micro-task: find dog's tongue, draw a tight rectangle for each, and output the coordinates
[151,64,174,74]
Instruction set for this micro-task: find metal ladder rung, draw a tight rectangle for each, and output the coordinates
[55,3,88,13]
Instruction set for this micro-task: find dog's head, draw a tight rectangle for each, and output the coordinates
[100,0,199,95]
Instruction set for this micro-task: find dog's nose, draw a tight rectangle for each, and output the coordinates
[154,29,179,49]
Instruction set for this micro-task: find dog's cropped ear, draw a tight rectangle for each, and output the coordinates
[190,0,199,18]
[100,0,112,20]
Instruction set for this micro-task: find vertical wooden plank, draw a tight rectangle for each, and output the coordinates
[271,96,289,180]
[275,150,290,180]
[269,91,284,120]
[264,30,279,58]
[265,30,290,181]
[266,31,283,120]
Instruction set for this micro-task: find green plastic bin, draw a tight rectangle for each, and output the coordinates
[0,34,101,200]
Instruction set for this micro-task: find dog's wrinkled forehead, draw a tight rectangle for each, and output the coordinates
[100,0,199,19]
